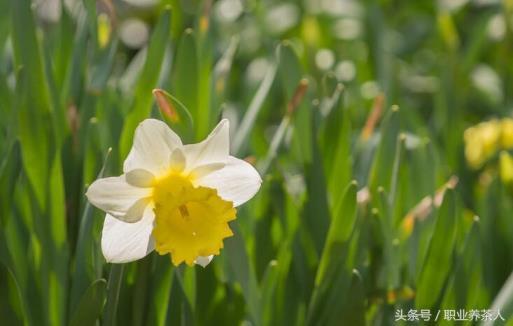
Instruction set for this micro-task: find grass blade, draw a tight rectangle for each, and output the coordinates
[69,279,107,326]
[416,188,457,309]
[232,62,277,155]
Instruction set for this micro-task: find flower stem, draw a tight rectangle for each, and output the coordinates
[103,264,124,326]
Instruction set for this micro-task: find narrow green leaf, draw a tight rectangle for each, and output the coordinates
[416,188,457,309]
[0,141,21,227]
[485,271,513,326]
[48,153,67,251]
[307,182,357,325]
[327,94,352,201]
[103,265,124,326]
[10,0,54,209]
[172,29,199,138]
[224,222,262,326]
[441,218,483,311]
[302,128,331,255]
[70,147,111,316]
[319,83,345,171]
[174,266,197,313]
[389,134,406,207]
[89,39,119,93]
[258,116,291,175]
[376,187,400,290]
[0,263,24,325]
[369,106,400,192]
[315,181,357,285]
[61,8,88,105]
[232,62,277,155]
[69,279,107,326]
[196,17,214,139]
[0,0,10,49]
[119,8,172,157]
[277,41,302,98]
[258,79,308,174]
[146,257,173,326]
[336,270,365,326]
[211,36,239,118]
[47,152,69,326]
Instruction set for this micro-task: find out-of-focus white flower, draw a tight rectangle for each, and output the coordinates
[471,64,503,104]
[86,119,262,267]
[119,19,150,49]
[315,49,335,71]
[335,60,356,82]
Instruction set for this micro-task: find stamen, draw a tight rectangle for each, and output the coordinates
[179,204,189,218]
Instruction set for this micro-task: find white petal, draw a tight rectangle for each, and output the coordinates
[194,255,214,267]
[86,175,151,222]
[195,156,262,207]
[183,119,230,170]
[169,148,186,172]
[101,208,156,263]
[189,162,225,179]
[123,197,152,223]
[126,169,155,187]
[123,119,183,174]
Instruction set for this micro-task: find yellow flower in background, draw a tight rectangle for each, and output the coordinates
[464,118,513,169]
[501,118,513,148]
[97,13,111,49]
[500,151,513,185]
[86,119,262,266]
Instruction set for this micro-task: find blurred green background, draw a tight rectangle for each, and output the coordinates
[1,0,513,325]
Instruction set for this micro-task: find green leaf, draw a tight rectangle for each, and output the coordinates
[376,187,401,290]
[485,271,513,326]
[224,221,262,326]
[0,141,21,227]
[441,218,484,311]
[70,147,111,315]
[119,7,172,157]
[48,153,67,250]
[277,41,302,98]
[47,152,69,326]
[103,265,124,326]
[175,265,197,313]
[10,0,54,210]
[258,116,291,175]
[69,279,107,326]
[172,29,199,139]
[258,78,308,175]
[336,270,365,326]
[196,16,214,140]
[0,263,24,325]
[232,62,277,155]
[89,39,119,93]
[319,83,345,171]
[211,36,239,120]
[302,128,331,255]
[369,106,400,192]
[315,181,357,285]
[327,94,352,201]
[416,188,457,309]
[307,181,357,325]
[146,257,174,326]
[61,8,88,105]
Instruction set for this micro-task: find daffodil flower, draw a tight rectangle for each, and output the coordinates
[86,119,262,267]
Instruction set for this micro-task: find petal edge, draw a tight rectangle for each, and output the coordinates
[101,208,156,263]
[195,156,262,207]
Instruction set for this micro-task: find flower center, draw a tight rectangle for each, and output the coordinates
[151,173,236,266]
